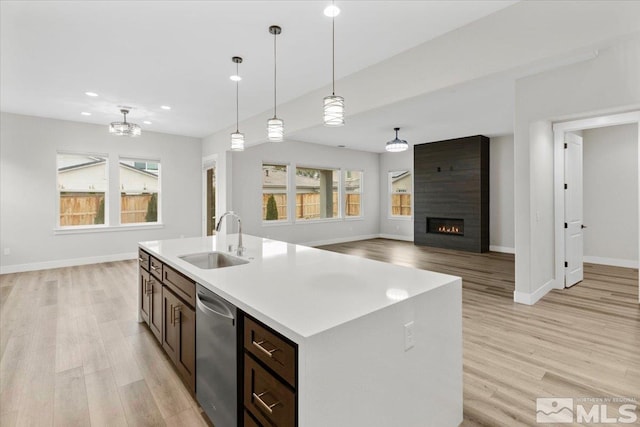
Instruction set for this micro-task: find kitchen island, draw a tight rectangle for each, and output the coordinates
[139,234,462,427]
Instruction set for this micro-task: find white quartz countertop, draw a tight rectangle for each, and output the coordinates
[139,234,461,342]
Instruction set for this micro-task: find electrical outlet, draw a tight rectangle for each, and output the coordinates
[404,321,415,351]
[3,248,10,256]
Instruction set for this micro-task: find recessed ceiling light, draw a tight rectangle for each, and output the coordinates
[85,91,98,97]
[324,4,340,17]
[143,121,152,125]
[81,112,91,116]
[229,75,242,82]
[160,105,171,110]
[337,144,346,148]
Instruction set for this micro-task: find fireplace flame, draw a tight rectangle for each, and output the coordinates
[438,225,460,234]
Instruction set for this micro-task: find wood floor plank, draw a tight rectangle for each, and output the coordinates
[119,379,166,427]
[53,367,90,427]
[85,367,128,427]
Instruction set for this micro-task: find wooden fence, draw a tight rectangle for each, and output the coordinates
[59,193,154,226]
[391,194,412,216]
[262,193,361,220]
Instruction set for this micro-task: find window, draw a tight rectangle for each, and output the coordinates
[57,153,108,227]
[295,167,340,220]
[344,170,362,217]
[120,158,161,224]
[389,170,412,217]
[263,163,288,221]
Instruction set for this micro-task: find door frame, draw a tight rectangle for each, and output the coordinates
[202,154,218,237]
[553,111,640,301]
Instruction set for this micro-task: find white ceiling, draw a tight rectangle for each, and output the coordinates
[0,1,516,138]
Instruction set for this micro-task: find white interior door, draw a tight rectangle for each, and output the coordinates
[564,132,584,287]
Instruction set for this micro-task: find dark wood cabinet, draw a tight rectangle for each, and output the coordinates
[139,249,196,393]
[243,314,297,427]
[139,269,151,325]
[162,286,196,392]
[139,250,162,343]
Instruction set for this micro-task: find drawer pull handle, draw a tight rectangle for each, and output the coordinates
[150,265,159,271]
[171,305,181,325]
[253,340,277,358]
[253,391,280,414]
[138,257,145,262]
[145,282,153,295]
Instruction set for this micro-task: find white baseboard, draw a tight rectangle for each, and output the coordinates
[583,256,638,269]
[489,245,515,254]
[0,252,138,274]
[378,233,414,242]
[303,234,380,247]
[513,279,555,305]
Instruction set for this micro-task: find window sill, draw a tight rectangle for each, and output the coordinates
[54,223,164,235]
[388,216,412,221]
[262,220,292,227]
[295,217,343,224]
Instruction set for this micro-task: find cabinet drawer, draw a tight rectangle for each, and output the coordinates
[244,411,261,427]
[244,317,296,387]
[163,264,196,307]
[244,355,295,427]
[149,256,163,281]
[138,250,150,271]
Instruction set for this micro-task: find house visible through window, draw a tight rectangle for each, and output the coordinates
[57,153,108,226]
[119,158,161,224]
[263,163,288,221]
[390,170,412,217]
[345,170,362,217]
[296,167,339,220]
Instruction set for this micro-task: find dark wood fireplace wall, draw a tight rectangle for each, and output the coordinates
[413,135,489,253]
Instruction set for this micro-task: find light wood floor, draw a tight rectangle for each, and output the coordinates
[1,239,638,426]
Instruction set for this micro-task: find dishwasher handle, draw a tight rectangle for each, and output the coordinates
[196,292,235,326]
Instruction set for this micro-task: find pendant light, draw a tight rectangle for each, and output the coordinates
[230,56,245,151]
[385,127,409,152]
[323,1,344,127]
[109,108,141,137]
[267,25,284,142]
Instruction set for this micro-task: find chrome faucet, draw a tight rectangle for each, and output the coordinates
[215,211,244,256]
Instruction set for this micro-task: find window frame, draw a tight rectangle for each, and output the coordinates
[118,156,162,226]
[343,169,363,219]
[388,169,413,220]
[294,164,342,222]
[262,162,291,225]
[56,151,110,230]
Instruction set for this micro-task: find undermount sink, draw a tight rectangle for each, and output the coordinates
[179,251,249,269]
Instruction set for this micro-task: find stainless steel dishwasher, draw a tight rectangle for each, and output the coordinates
[196,284,237,427]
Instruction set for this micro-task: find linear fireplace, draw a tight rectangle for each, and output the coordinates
[427,218,464,236]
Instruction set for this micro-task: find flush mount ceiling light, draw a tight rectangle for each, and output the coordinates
[323,1,344,127]
[85,91,98,97]
[385,127,408,152]
[160,105,171,110]
[230,56,245,151]
[109,108,141,137]
[267,25,284,142]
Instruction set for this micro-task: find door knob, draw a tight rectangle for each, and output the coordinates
[581,225,587,229]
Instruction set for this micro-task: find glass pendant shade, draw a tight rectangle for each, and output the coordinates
[385,128,409,152]
[267,117,284,142]
[230,131,245,151]
[109,109,141,137]
[323,95,345,127]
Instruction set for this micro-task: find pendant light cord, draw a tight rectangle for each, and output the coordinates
[236,61,240,132]
[332,0,335,96]
[273,31,277,117]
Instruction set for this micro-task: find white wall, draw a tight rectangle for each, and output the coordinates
[489,135,515,251]
[583,124,639,266]
[514,36,640,304]
[229,140,380,246]
[378,136,516,250]
[0,112,202,273]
